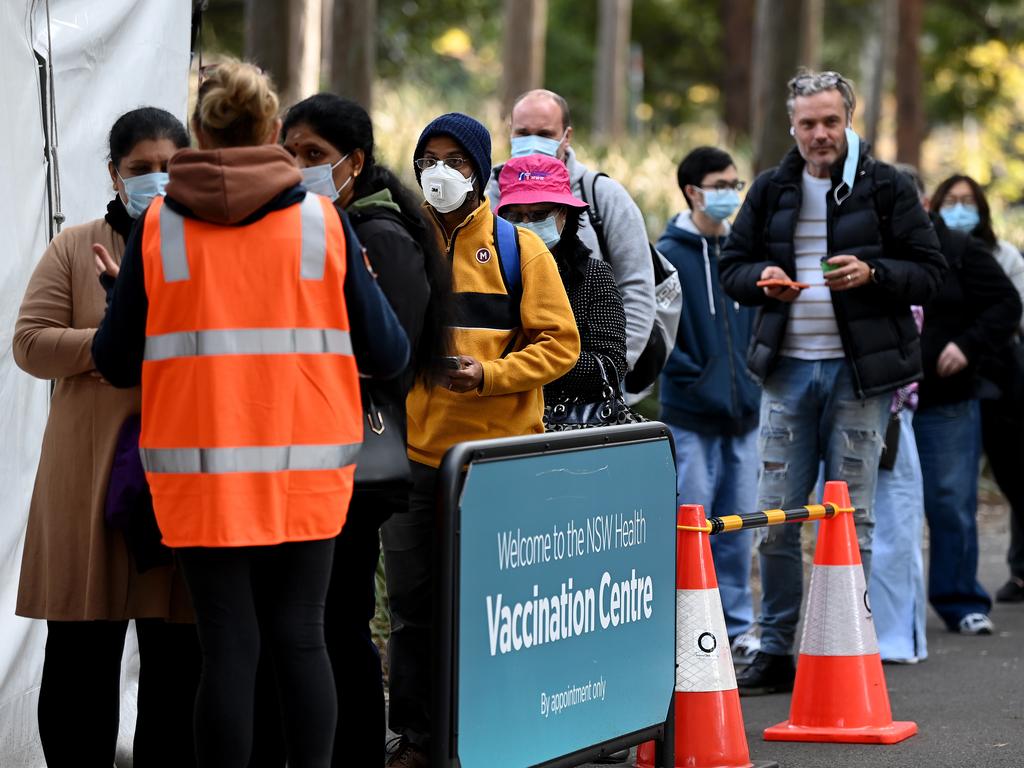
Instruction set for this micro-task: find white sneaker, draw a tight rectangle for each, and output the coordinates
[731,630,761,660]
[958,613,994,635]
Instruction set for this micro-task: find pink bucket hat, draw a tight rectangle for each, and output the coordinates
[496,154,588,213]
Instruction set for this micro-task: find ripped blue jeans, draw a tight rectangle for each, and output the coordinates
[756,357,889,655]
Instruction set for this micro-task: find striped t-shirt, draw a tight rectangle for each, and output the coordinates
[780,170,844,360]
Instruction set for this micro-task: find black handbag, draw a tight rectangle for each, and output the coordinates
[354,383,412,488]
[543,355,646,432]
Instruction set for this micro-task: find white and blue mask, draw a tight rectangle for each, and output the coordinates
[510,131,566,159]
[940,203,980,233]
[301,154,350,201]
[519,215,562,248]
[119,171,169,219]
[700,188,741,221]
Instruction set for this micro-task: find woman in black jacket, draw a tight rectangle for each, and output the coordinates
[282,94,452,767]
[913,205,1021,636]
[495,153,627,429]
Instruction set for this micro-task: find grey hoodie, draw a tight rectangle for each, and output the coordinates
[487,146,655,368]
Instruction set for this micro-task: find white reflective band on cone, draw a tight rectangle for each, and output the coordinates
[675,589,737,693]
[799,564,879,656]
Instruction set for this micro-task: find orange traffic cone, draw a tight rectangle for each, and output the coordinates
[638,505,774,768]
[763,480,918,744]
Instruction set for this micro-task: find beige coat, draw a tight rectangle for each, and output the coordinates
[14,216,192,621]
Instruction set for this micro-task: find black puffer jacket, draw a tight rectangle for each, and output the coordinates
[918,217,1022,408]
[720,145,946,398]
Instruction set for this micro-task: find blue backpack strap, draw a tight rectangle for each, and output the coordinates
[493,214,521,299]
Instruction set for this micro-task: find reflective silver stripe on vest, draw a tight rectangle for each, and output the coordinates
[144,328,352,362]
[299,194,327,280]
[159,204,190,282]
[140,443,361,475]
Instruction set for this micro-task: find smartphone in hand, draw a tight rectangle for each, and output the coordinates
[441,355,463,370]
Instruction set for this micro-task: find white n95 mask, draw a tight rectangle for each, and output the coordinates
[420,163,475,214]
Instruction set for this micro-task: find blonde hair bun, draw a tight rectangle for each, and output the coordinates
[196,58,279,147]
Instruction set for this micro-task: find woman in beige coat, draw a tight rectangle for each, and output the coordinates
[14,107,198,768]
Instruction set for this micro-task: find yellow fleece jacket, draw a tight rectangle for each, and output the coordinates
[407,199,581,467]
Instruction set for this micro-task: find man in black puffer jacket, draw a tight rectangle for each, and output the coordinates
[719,69,946,695]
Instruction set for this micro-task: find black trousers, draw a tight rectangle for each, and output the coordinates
[981,398,1024,579]
[38,618,200,768]
[177,539,336,768]
[380,462,440,752]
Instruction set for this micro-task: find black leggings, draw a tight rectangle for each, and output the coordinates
[38,618,200,768]
[177,539,336,768]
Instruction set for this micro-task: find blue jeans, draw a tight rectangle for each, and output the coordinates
[668,424,758,639]
[869,408,927,660]
[914,399,992,628]
[756,357,889,655]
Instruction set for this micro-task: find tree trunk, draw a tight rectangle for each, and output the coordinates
[861,0,897,150]
[719,0,755,140]
[501,0,548,118]
[245,0,321,109]
[329,0,376,108]
[895,0,925,167]
[799,0,823,70]
[593,0,632,142]
[750,0,803,173]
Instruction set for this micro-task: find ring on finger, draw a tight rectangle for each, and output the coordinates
[846,274,853,283]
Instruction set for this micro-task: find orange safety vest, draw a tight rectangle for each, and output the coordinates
[139,194,362,548]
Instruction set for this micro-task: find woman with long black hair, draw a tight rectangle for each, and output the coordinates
[282,93,451,767]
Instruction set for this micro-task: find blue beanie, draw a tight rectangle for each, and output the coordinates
[413,112,492,190]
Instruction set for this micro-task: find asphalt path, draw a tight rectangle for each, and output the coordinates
[579,498,1024,768]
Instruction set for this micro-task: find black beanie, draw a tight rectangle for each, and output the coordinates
[413,112,492,188]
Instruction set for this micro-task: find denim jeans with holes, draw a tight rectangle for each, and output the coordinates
[755,357,890,656]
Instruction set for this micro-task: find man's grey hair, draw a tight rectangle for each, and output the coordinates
[511,89,572,130]
[786,69,857,120]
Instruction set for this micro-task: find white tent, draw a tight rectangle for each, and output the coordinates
[1,2,190,764]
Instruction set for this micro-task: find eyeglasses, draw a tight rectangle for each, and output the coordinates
[789,70,850,95]
[702,180,746,192]
[501,207,560,224]
[414,157,467,171]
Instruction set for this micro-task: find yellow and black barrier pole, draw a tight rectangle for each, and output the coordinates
[678,502,861,536]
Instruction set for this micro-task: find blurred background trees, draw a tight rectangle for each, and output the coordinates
[197,0,1024,236]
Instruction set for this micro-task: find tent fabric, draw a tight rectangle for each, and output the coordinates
[1,2,189,764]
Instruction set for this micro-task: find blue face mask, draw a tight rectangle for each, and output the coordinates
[510,131,565,159]
[940,203,980,233]
[301,154,350,201]
[519,216,562,248]
[701,188,740,221]
[119,171,169,219]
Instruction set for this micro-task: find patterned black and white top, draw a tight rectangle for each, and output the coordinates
[544,236,627,402]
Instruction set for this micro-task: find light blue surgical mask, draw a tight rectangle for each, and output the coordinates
[940,203,980,233]
[301,154,350,201]
[519,216,562,248]
[119,171,169,219]
[510,131,565,159]
[700,188,741,221]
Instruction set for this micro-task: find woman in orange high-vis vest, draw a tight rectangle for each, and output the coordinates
[92,60,409,768]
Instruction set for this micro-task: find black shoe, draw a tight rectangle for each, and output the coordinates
[996,576,1024,603]
[736,651,795,696]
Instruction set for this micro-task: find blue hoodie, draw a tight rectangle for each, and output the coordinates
[658,211,760,436]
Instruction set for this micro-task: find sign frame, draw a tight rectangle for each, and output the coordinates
[433,422,677,768]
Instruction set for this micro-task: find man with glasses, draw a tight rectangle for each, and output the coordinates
[657,146,762,664]
[719,70,946,695]
[486,89,658,389]
[383,112,580,767]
